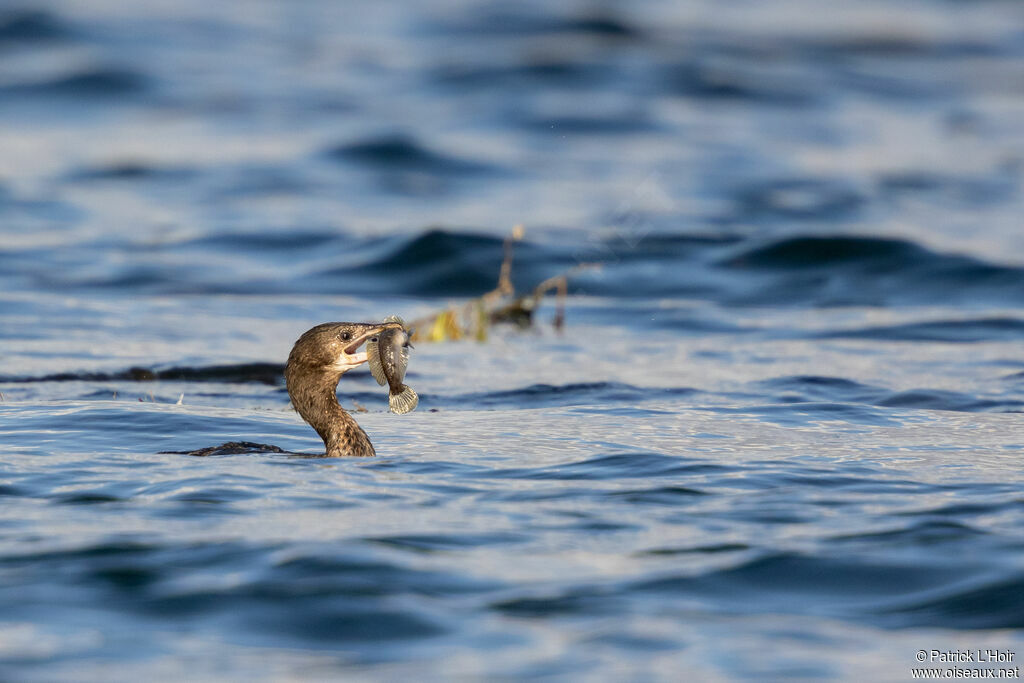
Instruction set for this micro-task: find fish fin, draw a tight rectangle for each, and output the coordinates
[383,314,407,329]
[389,385,418,414]
[366,341,387,386]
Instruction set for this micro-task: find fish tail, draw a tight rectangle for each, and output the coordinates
[389,385,418,414]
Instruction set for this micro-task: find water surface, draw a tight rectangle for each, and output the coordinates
[2,0,1024,680]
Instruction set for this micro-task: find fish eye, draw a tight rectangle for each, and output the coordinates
[339,331,351,341]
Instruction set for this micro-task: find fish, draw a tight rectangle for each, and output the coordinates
[366,315,418,414]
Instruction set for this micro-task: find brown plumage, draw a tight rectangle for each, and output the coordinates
[167,320,395,458]
[284,321,392,457]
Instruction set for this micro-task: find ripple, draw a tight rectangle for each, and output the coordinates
[324,135,499,177]
[489,452,728,481]
[631,552,964,605]
[517,112,661,136]
[8,225,1024,308]
[364,532,527,553]
[827,521,987,547]
[311,228,572,297]
[490,591,619,618]
[51,492,124,505]
[4,67,148,99]
[817,317,1024,343]
[720,235,1024,306]
[451,382,696,409]
[667,62,819,106]
[711,402,902,428]
[605,485,708,505]
[430,59,609,90]
[637,543,750,557]
[876,390,1024,413]
[0,9,71,43]
[725,235,917,268]
[275,609,446,643]
[731,180,866,222]
[884,575,1024,629]
[436,10,640,39]
[66,162,197,183]
[876,170,1017,208]
[756,375,885,403]
[1,363,285,385]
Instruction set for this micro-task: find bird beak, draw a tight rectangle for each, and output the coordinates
[333,325,388,372]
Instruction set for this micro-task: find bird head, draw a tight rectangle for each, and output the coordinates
[287,321,390,375]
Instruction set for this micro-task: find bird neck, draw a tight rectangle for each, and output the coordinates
[286,367,375,457]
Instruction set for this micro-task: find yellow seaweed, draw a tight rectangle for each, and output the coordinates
[407,225,589,343]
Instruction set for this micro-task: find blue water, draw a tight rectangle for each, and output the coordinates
[3,1,1024,680]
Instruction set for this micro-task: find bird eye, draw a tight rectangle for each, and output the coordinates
[339,331,351,341]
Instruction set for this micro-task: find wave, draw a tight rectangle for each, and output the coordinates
[816,317,1024,343]
[447,382,696,409]
[431,9,639,39]
[1,363,285,385]
[6,226,1024,308]
[487,451,729,481]
[0,540,474,640]
[724,235,917,268]
[488,548,1018,629]
[324,135,502,177]
[65,162,197,183]
[0,9,71,44]
[667,62,820,107]
[755,375,883,403]
[516,112,661,136]
[309,228,574,297]
[885,575,1024,629]
[2,67,148,99]
[6,366,1020,418]
[754,374,1024,416]
[717,235,1024,306]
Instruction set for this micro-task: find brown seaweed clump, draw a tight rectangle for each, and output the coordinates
[410,225,593,343]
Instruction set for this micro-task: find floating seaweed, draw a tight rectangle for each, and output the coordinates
[3,227,587,396]
[409,225,591,343]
